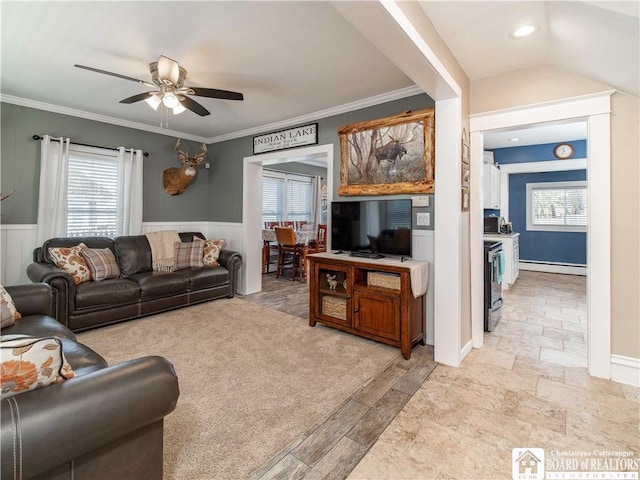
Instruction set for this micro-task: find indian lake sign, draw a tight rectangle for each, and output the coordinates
[253,123,318,155]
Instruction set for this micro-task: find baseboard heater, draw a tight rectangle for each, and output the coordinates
[519,260,587,276]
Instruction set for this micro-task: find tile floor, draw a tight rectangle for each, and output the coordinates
[245,271,640,480]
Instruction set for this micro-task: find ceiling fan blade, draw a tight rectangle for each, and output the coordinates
[157,55,180,85]
[74,64,155,87]
[119,92,154,104]
[179,96,210,116]
[189,87,244,101]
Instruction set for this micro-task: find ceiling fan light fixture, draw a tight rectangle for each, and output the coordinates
[144,94,162,111]
[510,24,538,38]
[162,92,180,109]
[172,103,186,115]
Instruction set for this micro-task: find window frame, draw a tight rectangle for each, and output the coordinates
[526,180,587,233]
[66,145,119,238]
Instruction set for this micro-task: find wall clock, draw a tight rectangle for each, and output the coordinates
[553,143,574,159]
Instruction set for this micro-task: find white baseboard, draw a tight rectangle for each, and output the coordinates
[460,339,473,361]
[610,354,640,387]
[519,261,587,276]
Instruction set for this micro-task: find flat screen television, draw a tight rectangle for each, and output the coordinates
[331,199,412,257]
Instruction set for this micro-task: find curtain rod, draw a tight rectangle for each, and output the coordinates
[32,135,149,157]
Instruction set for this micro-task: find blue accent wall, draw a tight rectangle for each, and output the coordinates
[492,140,587,165]
[487,140,587,265]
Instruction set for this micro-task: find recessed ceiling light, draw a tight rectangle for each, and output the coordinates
[510,24,538,38]
[508,137,520,142]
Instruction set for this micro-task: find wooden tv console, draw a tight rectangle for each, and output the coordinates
[307,253,426,359]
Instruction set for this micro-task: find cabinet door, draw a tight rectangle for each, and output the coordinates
[315,264,352,327]
[354,289,400,342]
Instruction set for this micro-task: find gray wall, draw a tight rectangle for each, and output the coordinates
[1,103,211,223]
[209,93,435,222]
[2,93,434,225]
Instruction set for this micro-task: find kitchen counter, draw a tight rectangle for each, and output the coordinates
[483,232,520,239]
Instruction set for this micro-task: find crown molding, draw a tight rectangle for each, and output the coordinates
[1,84,423,145]
[0,94,207,143]
[207,85,423,143]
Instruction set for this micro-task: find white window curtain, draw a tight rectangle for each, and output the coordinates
[36,136,144,243]
[36,135,70,245]
[116,147,144,235]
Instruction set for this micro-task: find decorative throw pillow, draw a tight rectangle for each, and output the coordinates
[0,285,21,328]
[81,248,120,282]
[0,334,75,399]
[173,241,204,271]
[193,237,225,267]
[48,243,91,285]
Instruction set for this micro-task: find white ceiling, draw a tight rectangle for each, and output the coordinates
[1,1,638,147]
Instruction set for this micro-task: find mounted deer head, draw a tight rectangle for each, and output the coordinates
[163,139,207,195]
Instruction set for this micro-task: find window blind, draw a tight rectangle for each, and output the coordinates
[527,181,587,232]
[67,154,118,237]
[262,172,313,225]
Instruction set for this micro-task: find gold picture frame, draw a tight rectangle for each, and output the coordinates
[338,108,435,196]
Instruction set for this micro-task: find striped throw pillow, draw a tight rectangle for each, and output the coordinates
[173,241,204,271]
[81,248,120,282]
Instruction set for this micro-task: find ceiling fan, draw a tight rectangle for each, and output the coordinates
[74,55,243,117]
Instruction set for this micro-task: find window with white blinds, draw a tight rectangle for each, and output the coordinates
[67,148,119,237]
[526,181,587,232]
[262,171,313,225]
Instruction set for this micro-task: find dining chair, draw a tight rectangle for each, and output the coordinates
[281,221,295,228]
[308,224,327,254]
[274,227,304,281]
[264,221,279,230]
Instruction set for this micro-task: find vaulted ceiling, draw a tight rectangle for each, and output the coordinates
[1,1,637,145]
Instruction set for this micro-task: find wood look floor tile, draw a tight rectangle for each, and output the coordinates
[303,437,368,480]
[347,389,411,447]
[292,400,369,467]
[392,360,438,396]
[257,454,310,480]
[351,364,408,407]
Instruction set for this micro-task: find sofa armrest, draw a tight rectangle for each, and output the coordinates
[5,283,53,317]
[218,249,243,293]
[0,355,179,480]
[27,262,76,327]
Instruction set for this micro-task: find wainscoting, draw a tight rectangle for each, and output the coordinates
[0,222,244,287]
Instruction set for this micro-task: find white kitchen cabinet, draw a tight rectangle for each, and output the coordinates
[483,163,501,209]
[484,233,520,289]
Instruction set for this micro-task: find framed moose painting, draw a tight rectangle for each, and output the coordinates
[338,108,435,196]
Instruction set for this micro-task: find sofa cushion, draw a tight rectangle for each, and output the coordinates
[115,235,153,277]
[1,315,77,341]
[75,279,140,309]
[0,334,75,399]
[49,243,92,285]
[59,338,107,377]
[194,237,225,266]
[173,266,230,290]
[42,237,114,265]
[174,241,204,271]
[81,247,120,282]
[127,271,189,299]
[0,285,21,328]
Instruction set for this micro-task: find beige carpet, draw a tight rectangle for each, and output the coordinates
[77,298,397,480]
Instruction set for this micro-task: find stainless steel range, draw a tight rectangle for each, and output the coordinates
[484,240,504,331]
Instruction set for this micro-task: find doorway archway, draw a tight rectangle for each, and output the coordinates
[470,90,614,379]
[241,144,333,295]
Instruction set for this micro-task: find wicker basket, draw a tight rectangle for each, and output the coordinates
[367,271,401,290]
[322,296,347,320]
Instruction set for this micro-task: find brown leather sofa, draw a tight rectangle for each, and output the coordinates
[1,283,179,480]
[27,232,242,332]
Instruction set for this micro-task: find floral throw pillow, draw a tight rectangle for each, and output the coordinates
[0,334,75,399]
[0,285,21,328]
[81,248,120,282]
[174,241,204,271]
[193,237,225,267]
[48,243,91,285]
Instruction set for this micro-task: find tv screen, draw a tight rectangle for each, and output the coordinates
[331,199,412,257]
